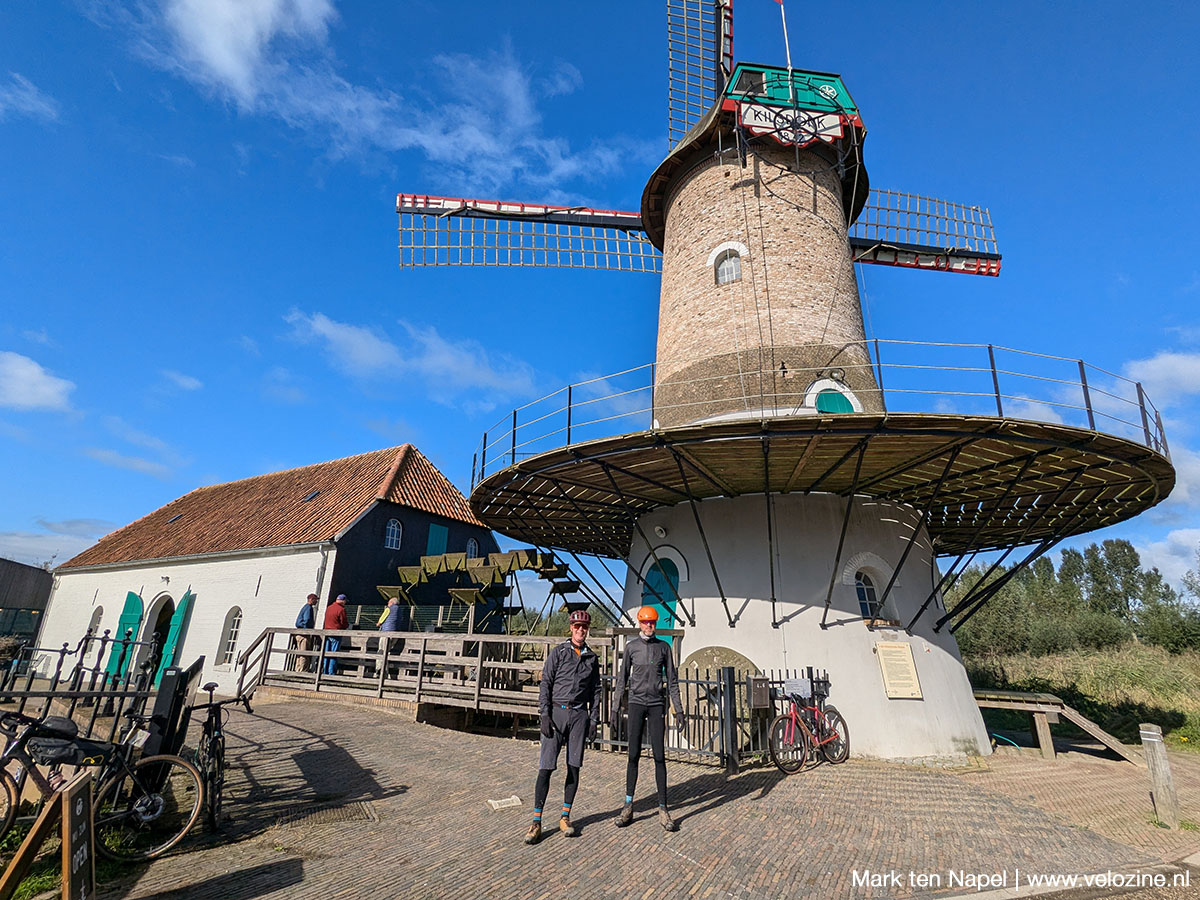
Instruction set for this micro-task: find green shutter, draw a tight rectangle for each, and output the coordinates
[426,523,449,556]
[105,591,144,679]
[641,559,680,645]
[154,589,194,686]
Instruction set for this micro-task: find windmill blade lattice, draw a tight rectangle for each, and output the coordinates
[397,194,662,272]
[667,0,733,149]
[850,189,1001,276]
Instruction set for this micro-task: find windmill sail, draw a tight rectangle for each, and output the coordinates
[396,195,661,272]
[667,0,734,149]
[850,189,1001,276]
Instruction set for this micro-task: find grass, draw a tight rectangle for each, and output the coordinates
[1,818,143,900]
[965,644,1200,751]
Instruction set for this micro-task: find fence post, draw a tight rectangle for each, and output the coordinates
[566,384,573,446]
[721,666,739,776]
[1078,360,1095,430]
[470,452,477,492]
[1155,410,1170,458]
[1140,723,1179,828]
[511,409,517,466]
[873,338,887,413]
[1136,382,1153,447]
[988,344,1003,417]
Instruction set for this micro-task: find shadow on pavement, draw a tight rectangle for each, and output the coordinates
[105,858,305,900]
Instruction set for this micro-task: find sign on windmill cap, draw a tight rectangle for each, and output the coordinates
[723,64,860,119]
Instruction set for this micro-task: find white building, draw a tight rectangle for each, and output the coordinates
[39,445,496,694]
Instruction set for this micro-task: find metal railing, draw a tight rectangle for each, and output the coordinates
[472,340,1168,487]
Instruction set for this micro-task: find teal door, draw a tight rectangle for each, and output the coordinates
[105,592,144,679]
[154,590,193,686]
[816,389,854,413]
[426,523,448,556]
[641,559,680,645]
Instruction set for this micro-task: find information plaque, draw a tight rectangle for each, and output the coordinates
[875,642,923,699]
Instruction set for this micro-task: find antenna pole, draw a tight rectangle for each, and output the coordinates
[776,0,795,104]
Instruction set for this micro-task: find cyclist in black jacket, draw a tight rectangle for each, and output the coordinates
[611,605,685,831]
[523,609,601,845]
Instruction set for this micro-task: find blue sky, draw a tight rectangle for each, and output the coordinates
[2,1,1199,591]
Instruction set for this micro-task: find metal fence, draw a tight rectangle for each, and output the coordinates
[472,340,1168,487]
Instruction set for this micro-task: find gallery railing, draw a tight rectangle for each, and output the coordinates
[471,340,1168,487]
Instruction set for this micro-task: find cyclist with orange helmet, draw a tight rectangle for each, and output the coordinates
[611,604,685,831]
[523,608,602,845]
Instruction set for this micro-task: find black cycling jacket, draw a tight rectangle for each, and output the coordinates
[614,635,684,717]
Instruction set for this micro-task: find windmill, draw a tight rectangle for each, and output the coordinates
[396,1,1172,759]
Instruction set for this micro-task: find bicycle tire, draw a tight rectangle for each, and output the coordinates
[0,768,17,842]
[94,754,203,861]
[819,705,850,764]
[768,713,809,774]
[206,736,225,830]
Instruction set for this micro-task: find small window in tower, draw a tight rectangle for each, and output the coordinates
[466,537,479,559]
[855,571,880,620]
[734,69,765,97]
[385,518,403,550]
[714,249,742,285]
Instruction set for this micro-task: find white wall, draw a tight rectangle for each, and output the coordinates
[623,493,990,761]
[40,545,336,696]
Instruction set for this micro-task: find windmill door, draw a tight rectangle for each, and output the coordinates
[105,592,144,679]
[154,590,194,686]
[641,559,680,645]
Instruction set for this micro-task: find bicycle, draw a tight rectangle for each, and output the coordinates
[768,677,850,774]
[0,709,203,860]
[187,682,252,830]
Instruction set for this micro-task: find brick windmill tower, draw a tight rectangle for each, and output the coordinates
[397,1,1173,759]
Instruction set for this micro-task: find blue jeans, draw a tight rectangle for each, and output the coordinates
[323,636,341,674]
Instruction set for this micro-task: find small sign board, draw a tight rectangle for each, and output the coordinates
[61,773,95,900]
[875,642,922,699]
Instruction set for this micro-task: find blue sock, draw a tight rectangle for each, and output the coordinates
[625,794,633,804]
[561,803,571,817]
[533,807,542,823]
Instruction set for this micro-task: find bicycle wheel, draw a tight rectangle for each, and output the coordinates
[768,713,809,774]
[94,754,203,861]
[0,768,17,842]
[819,705,850,764]
[205,736,225,830]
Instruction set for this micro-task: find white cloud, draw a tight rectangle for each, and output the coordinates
[285,311,402,377]
[1124,351,1200,408]
[0,532,96,569]
[83,448,172,480]
[0,73,61,123]
[34,518,116,538]
[161,369,203,391]
[285,310,537,409]
[21,328,54,346]
[1135,528,1200,590]
[0,351,74,411]
[106,2,647,194]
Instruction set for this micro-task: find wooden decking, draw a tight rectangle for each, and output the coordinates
[974,689,1145,766]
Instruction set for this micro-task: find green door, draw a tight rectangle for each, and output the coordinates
[154,590,193,686]
[426,523,448,556]
[105,591,144,679]
[641,559,680,645]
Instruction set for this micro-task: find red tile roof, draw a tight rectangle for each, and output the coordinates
[59,445,484,570]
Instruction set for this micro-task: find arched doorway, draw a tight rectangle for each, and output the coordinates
[641,558,680,645]
[138,594,175,674]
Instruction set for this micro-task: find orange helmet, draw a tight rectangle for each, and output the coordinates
[636,605,659,623]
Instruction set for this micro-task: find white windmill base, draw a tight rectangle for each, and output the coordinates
[621,493,992,761]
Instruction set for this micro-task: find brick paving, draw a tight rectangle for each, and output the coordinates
[95,697,1200,900]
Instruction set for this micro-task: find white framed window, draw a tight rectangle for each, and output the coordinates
[855,572,880,620]
[218,607,242,666]
[714,250,741,284]
[385,518,403,550]
[466,537,479,559]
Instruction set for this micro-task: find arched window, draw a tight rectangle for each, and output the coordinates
[385,518,402,550]
[466,537,479,559]
[714,249,742,285]
[218,607,242,666]
[87,606,103,635]
[816,389,855,414]
[855,572,880,620]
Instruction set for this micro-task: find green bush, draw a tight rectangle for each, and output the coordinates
[1072,610,1131,649]
[1027,617,1078,656]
